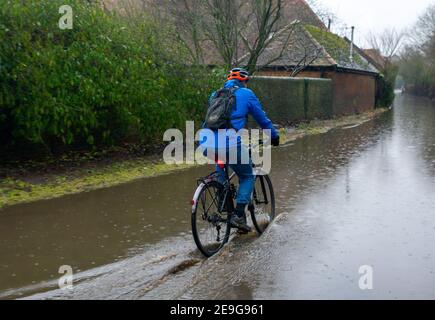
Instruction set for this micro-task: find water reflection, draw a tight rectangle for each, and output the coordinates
[1,94,434,299]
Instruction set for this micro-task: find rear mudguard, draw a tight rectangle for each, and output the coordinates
[191,182,207,213]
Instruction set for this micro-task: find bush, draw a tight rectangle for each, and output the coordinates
[399,46,435,98]
[398,5,435,99]
[376,64,398,108]
[0,0,222,156]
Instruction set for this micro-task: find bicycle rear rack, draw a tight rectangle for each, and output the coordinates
[197,171,220,186]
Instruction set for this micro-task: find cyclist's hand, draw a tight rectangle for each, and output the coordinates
[271,136,280,147]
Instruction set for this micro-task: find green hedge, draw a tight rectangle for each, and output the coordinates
[305,78,333,119]
[249,76,333,124]
[376,65,398,108]
[249,77,306,123]
[0,0,221,155]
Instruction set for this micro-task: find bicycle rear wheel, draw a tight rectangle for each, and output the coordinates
[249,175,275,234]
[192,181,231,257]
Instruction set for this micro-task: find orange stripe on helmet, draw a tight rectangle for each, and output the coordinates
[227,71,249,82]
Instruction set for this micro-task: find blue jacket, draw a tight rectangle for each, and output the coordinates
[200,79,279,149]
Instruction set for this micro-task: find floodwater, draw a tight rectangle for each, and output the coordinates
[1,94,435,299]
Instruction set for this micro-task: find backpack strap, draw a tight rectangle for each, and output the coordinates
[228,86,247,121]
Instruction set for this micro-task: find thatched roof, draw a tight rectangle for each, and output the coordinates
[245,24,379,75]
[362,49,387,70]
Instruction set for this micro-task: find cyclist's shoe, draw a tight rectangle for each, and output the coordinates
[230,214,251,233]
[272,135,280,147]
[230,215,251,233]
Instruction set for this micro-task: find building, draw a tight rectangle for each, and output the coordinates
[251,24,380,116]
[362,49,388,71]
[104,0,381,115]
[175,0,329,66]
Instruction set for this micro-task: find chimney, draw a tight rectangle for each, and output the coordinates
[349,26,355,63]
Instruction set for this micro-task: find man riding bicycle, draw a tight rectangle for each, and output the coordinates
[199,68,280,233]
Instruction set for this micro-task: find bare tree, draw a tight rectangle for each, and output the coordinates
[101,0,145,16]
[202,0,242,69]
[306,0,336,29]
[161,0,299,73]
[399,4,435,97]
[154,0,334,76]
[410,4,435,49]
[162,0,241,67]
[251,22,324,77]
[407,4,435,58]
[367,28,404,67]
[170,0,206,65]
[238,0,286,73]
[288,28,325,76]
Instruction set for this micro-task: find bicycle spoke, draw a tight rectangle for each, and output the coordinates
[192,181,230,257]
[204,191,219,215]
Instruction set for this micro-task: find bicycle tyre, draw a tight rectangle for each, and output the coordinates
[191,180,231,257]
[250,175,276,234]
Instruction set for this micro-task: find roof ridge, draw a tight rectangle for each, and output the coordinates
[297,0,327,30]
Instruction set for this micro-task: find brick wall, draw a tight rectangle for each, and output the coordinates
[324,72,376,115]
[255,70,377,116]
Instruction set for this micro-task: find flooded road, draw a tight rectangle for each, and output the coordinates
[1,94,435,299]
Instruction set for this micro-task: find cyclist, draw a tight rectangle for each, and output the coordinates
[200,68,280,233]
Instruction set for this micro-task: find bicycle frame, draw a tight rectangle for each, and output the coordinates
[194,141,267,216]
[191,151,275,257]
[213,163,270,214]
[220,165,236,214]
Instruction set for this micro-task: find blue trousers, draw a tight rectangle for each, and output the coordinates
[206,144,255,205]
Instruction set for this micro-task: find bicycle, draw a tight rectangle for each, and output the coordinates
[191,143,276,257]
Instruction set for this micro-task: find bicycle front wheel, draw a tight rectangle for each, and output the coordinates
[250,175,276,234]
[192,181,231,257]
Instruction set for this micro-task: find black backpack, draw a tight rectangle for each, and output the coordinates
[204,87,240,130]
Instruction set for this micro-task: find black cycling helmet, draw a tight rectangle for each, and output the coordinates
[227,67,250,82]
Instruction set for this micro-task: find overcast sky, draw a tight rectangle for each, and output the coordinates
[318,0,434,47]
